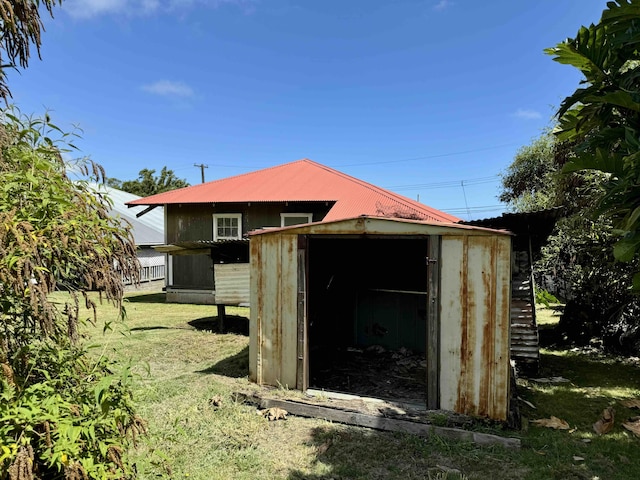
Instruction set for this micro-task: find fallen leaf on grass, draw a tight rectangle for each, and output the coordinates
[593,407,615,435]
[208,395,224,408]
[531,416,570,430]
[531,376,570,384]
[316,440,332,455]
[436,465,461,475]
[622,418,640,437]
[518,396,536,409]
[260,407,288,421]
[621,399,640,409]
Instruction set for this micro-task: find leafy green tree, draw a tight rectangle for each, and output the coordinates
[500,132,558,212]
[545,0,640,290]
[0,109,143,478]
[111,167,189,196]
[0,1,61,100]
[500,130,639,351]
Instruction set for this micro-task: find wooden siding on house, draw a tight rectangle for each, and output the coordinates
[167,202,332,292]
[167,202,332,242]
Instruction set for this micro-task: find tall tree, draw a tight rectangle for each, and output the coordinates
[545,0,640,290]
[0,1,61,100]
[113,167,190,196]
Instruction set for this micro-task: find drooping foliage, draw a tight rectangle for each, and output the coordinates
[545,0,640,290]
[0,109,143,479]
[0,1,61,100]
[108,167,189,197]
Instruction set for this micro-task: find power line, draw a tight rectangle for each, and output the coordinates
[387,175,500,191]
[460,181,471,220]
[335,143,519,167]
[442,205,505,214]
[169,142,519,171]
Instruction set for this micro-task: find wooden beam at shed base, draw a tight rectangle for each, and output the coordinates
[250,395,521,449]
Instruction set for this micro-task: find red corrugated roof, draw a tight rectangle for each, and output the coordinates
[127,158,460,223]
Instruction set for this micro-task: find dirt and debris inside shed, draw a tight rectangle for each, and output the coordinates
[307,236,429,405]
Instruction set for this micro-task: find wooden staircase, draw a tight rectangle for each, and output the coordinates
[510,250,539,373]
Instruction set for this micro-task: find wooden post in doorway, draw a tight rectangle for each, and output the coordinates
[426,235,441,409]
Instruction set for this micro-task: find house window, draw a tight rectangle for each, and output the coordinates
[213,214,242,241]
[281,213,313,227]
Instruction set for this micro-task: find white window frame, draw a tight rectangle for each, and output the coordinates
[213,213,242,241]
[280,213,313,227]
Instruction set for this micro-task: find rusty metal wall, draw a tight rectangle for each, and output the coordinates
[249,233,299,388]
[439,235,511,421]
[214,263,250,305]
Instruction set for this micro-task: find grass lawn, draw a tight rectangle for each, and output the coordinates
[66,292,640,480]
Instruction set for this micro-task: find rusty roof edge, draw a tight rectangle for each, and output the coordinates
[248,215,513,237]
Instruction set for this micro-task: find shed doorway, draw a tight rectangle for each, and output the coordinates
[306,236,429,405]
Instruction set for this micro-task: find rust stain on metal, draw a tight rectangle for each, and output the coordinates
[456,237,470,414]
[479,236,496,417]
[494,236,512,420]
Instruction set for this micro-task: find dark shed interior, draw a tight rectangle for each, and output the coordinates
[307,236,429,403]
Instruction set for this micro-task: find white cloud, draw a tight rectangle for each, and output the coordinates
[142,80,194,97]
[63,0,255,19]
[63,0,128,19]
[513,108,543,120]
[433,0,453,12]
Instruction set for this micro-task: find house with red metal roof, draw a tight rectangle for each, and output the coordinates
[127,158,459,304]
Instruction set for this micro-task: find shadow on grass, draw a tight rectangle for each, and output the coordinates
[188,315,249,336]
[196,346,249,378]
[124,292,166,304]
[129,325,173,332]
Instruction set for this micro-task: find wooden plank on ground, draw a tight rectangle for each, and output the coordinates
[255,397,521,449]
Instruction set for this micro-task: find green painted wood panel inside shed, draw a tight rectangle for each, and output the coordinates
[355,290,427,353]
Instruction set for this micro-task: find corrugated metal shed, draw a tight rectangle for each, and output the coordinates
[126,159,459,223]
[249,216,513,422]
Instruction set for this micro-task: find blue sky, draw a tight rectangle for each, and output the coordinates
[9,0,607,220]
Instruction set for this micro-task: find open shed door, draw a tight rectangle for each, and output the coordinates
[304,235,432,406]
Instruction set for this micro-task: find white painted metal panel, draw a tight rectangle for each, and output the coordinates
[439,236,465,413]
[279,235,299,389]
[214,263,250,305]
[439,235,511,421]
[249,234,299,388]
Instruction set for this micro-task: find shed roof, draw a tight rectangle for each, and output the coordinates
[249,215,511,237]
[91,184,165,246]
[126,158,459,223]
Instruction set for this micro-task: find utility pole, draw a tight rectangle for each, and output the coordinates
[194,163,208,183]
